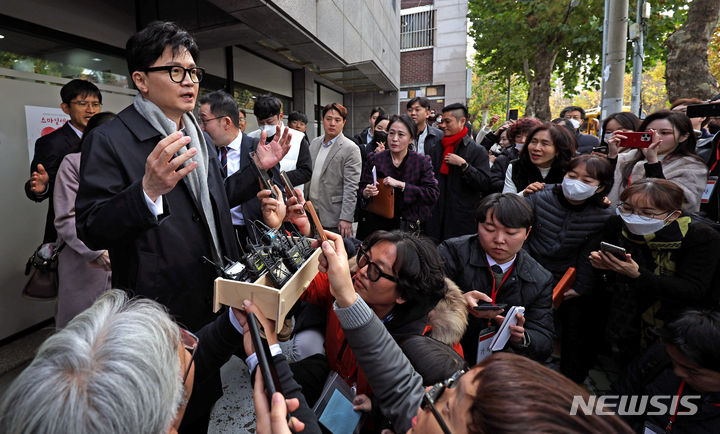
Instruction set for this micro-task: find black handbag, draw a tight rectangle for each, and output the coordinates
[22,242,65,300]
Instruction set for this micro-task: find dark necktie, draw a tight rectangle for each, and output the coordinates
[490,265,503,274]
[219,146,228,177]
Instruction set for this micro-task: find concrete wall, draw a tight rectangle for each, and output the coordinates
[433,0,468,106]
[273,0,401,90]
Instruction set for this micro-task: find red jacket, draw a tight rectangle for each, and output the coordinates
[301,273,465,395]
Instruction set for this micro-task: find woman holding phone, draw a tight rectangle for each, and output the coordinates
[607,110,707,212]
[589,178,720,364]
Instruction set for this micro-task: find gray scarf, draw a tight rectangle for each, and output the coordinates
[133,94,222,262]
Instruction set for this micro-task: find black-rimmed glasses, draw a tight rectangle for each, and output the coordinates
[420,370,466,434]
[144,65,205,83]
[179,328,199,384]
[616,203,672,219]
[357,246,398,283]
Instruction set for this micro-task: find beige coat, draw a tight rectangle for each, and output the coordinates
[608,150,708,212]
[305,133,362,228]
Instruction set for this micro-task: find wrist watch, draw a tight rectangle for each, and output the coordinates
[461,162,469,171]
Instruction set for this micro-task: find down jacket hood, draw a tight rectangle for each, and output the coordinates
[426,278,468,346]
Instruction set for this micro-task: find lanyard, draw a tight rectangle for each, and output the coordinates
[666,380,686,432]
[489,262,515,303]
[710,143,720,174]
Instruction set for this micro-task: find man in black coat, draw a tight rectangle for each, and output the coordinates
[560,105,599,154]
[406,96,442,155]
[427,103,491,242]
[438,193,554,364]
[25,79,101,242]
[75,22,290,433]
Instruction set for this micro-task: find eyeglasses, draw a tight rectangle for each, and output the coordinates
[616,203,672,219]
[179,328,199,384]
[199,116,223,127]
[420,370,466,434]
[69,100,102,109]
[357,246,397,282]
[143,65,205,83]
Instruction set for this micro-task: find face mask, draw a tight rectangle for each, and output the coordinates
[373,130,388,145]
[603,133,613,143]
[515,142,524,151]
[568,118,581,129]
[561,178,598,201]
[616,208,672,236]
[260,124,276,137]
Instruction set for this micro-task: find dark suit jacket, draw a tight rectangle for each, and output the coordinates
[25,122,80,242]
[422,125,443,155]
[427,136,491,242]
[228,131,282,238]
[76,105,260,331]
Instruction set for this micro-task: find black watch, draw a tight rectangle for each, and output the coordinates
[461,162,469,171]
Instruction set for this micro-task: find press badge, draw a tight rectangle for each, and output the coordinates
[701,176,717,204]
[476,326,497,364]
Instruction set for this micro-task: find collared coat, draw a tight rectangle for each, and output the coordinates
[439,234,555,364]
[76,105,259,331]
[305,132,362,228]
[426,135,491,242]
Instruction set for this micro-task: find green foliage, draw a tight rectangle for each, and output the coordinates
[468,0,604,96]
[641,0,691,68]
[468,71,527,129]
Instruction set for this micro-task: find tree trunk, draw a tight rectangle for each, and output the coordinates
[665,0,720,102]
[525,45,558,121]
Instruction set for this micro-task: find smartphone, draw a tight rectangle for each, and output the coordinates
[279,170,299,202]
[247,312,280,403]
[508,108,519,121]
[600,241,627,261]
[303,201,328,242]
[592,145,609,154]
[249,151,276,199]
[619,131,654,149]
[473,302,508,311]
[686,102,720,119]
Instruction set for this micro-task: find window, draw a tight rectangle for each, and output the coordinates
[401,7,436,51]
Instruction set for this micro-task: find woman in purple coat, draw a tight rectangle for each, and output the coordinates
[53,113,115,327]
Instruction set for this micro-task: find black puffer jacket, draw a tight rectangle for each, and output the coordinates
[489,146,519,192]
[524,186,614,294]
[438,234,554,363]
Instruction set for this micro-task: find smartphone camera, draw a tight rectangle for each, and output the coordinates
[641,133,652,142]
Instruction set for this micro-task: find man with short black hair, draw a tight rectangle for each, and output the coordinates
[406,96,442,155]
[198,90,272,245]
[352,106,385,146]
[427,103,491,242]
[75,22,290,432]
[560,105,598,154]
[26,79,102,242]
[306,102,361,237]
[438,193,554,364]
[288,111,308,134]
[249,95,312,186]
[613,309,720,432]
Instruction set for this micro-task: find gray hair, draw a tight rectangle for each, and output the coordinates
[0,290,184,434]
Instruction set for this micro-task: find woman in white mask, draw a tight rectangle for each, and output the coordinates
[607,110,707,212]
[524,154,615,384]
[590,178,720,366]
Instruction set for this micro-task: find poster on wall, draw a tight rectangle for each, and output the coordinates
[25,106,70,164]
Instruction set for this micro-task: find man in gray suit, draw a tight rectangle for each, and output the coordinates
[305,103,361,237]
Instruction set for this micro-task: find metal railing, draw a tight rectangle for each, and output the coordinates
[401,9,436,51]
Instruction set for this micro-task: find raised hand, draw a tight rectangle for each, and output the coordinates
[256,126,292,170]
[29,163,50,194]
[142,132,197,202]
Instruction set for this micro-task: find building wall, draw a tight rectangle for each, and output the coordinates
[400,49,433,85]
[433,0,468,106]
[272,0,401,90]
